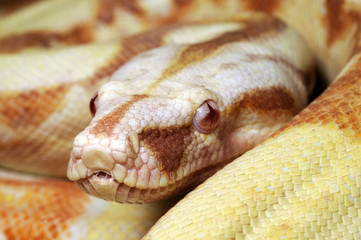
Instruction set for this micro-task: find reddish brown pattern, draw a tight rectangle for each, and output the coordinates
[350,11,361,57]
[158,17,286,82]
[174,0,194,7]
[97,0,144,24]
[0,24,94,53]
[90,95,148,136]
[243,0,281,13]
[0,85,70,129]
[281,55,361,139]
[323,0,361,48]
[0,178,89,240]
[86,22,191,88]
[0,0,40,15]
[324,0,346,46]
[140,126,192,172]
[228,86,298,118]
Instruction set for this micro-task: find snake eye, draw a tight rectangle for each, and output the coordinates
[193,99,220,134]
[89,91,99,117]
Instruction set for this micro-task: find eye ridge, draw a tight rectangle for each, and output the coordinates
[89,91,98,117]
[193,99,220,134]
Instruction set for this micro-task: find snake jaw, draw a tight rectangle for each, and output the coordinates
[68,141,190,203]
[67,116,269,203]
[68,131,174,203]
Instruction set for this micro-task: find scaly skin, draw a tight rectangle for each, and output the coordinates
[0,0,361,239]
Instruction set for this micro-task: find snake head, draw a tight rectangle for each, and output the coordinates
[67,24,312,203]
[67,79,231,203]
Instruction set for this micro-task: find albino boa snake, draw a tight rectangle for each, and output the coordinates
[1,0,361,239]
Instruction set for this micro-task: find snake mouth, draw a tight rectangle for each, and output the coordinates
[75,176,176,203]
[73,161,227,204]
[93,171,112,180]
[67,144,228,203]
[67,149,168,203]
[67,144,179,203]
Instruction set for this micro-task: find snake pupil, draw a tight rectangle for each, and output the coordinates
[193,99,220,134]
[89,92,98,117]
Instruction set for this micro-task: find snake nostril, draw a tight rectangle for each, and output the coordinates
[94,171,112,180]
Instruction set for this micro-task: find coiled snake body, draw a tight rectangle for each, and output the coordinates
[0,0,361,239]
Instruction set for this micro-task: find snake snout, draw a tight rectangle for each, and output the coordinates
[69,146,120,201]
[81,147,115,172]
